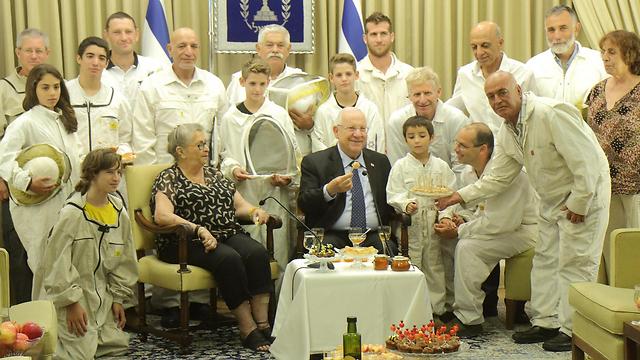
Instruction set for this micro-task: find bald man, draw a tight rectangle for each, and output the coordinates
[446,21,537,134]
[438,71,610,352]
[131,28,228,328]
[132,27,227,165]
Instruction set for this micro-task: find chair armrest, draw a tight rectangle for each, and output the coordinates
[236,215,282,261]
[266,215,282,261]
[295,215,306,259]
[609,228,640,288]
[134,208,193,274]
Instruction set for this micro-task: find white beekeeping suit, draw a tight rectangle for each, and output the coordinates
[132,67,227,166]
[0,105,81,273]
[446,52,537,135]
[219,99,301,268]
[34,192,138,359]
[67,79,132,156]
[452,160,537,326]
[526,42,607,109]
[386,153,456,316]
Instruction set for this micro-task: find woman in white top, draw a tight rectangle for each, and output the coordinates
[0,64,80,275]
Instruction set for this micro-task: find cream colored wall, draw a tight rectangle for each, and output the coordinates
[1,0,583,98]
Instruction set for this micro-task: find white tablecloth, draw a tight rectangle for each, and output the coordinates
[270,259,433,360]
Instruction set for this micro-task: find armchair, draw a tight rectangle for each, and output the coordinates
[125,164,282,353]
[570,228,640,360]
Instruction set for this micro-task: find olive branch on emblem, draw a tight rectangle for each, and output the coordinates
[240,0,292,33]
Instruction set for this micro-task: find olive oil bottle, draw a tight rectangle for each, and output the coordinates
[343,316,361,359]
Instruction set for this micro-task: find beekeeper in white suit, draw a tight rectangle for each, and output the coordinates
[437,71,610,352]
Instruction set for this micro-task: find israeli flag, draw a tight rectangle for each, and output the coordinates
[338,0,367,61]
[141,0,171,66]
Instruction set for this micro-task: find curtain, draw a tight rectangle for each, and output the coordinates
[573,0,640,48]
[1,0,574,98]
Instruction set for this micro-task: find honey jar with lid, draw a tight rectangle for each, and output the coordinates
[374,254,388,270]
[391,256,410,271]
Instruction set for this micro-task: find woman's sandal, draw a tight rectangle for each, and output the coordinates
[241,328,271,351]
[256,321,274,343]
[258,326,274,343]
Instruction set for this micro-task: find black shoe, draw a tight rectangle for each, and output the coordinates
[447,316,483,338]
[437,311,455,323]
[542,332,572,352]
[512,326,559,344]
[189,302,213,321]
[161,306,180,328]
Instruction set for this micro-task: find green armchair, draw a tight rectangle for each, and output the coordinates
[570,228,640,360]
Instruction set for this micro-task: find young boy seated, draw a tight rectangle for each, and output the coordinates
[386,116,457,322]
[313,53,385,153]
[218,59,300,269]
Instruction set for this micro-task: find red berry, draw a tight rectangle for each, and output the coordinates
[399,321,405,328]
[390,325,396,332]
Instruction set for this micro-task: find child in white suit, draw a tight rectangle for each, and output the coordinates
[218,59,300,269]
[387,116,457,319]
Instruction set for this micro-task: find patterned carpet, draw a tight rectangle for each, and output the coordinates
[107,312,572,360]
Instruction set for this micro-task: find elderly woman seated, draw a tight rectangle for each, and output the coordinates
[151,123,273,351]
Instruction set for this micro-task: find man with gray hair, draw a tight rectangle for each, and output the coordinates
[0,28,50,304]
[226,25,323,155]
[227,24,303,105]
[526,5,606,109]
[298,107,395,253]
[446,21,537,135]
[1,28,50,137]
[386,66,469,174]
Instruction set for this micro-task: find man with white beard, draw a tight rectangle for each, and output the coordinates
[526,5,607,110]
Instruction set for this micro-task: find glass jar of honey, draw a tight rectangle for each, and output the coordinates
[391,256,410,271]
[374,254,388,270]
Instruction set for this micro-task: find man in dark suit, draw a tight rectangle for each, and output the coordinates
[298,107,396,254]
